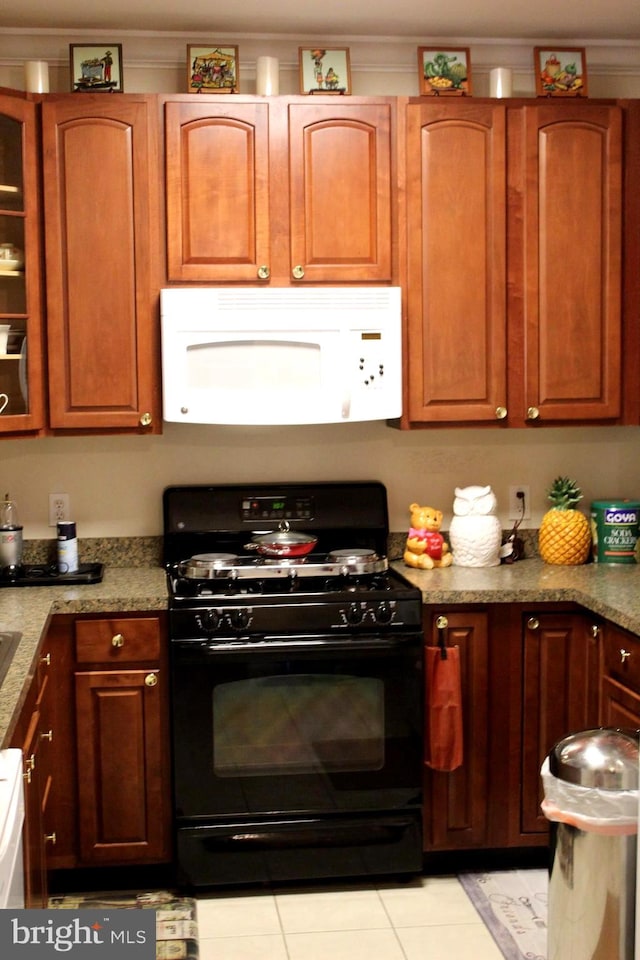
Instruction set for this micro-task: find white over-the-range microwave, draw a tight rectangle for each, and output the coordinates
[160,287,402,425]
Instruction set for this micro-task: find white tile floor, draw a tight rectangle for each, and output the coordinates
[196,874,504,960]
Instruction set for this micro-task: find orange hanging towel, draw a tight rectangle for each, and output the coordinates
[425,644,463,772]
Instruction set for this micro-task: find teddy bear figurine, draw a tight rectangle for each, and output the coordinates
[403,503,453,570]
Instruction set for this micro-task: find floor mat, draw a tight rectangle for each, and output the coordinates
[49,890,198,960]
[458,869,548,960]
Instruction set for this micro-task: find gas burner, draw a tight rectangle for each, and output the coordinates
[179,554,239,579]
[328,548,379,563]
[261,556,309,566]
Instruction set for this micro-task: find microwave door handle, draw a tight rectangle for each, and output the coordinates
[342,390,351,420]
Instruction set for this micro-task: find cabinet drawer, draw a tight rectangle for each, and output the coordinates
[603,629,640,692]
[75,618,161,664]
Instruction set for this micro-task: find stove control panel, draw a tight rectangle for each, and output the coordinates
[240,495,314,522]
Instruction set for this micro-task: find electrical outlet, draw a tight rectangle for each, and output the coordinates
[48,493,70,527]
[508,485,531,521]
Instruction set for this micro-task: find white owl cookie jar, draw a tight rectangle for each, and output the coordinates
[449,485,502,567]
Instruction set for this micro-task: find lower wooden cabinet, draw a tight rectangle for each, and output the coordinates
[601,622,640,728]
[37,612,172,875]
[423,604,601,855]
[423,610,490,850]
[9,644,54,906]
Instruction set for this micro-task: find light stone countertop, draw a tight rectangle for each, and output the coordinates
[393,558,640,632]
[0,566,167,747]
[2,559,640,747]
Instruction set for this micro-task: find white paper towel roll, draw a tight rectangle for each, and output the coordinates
[489,67,512,98]
[24,60,49,93]
[256,56,279,96]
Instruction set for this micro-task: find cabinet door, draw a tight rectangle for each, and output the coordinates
[601,623,640,727]
[42,95,161,432]
[0,93,45,433]
[74,667,170,864]
[423,611,490,850]
[165,99,270,281]
[520,612,600,835]
[405,101,507,424]
[287,100,393,282]
[511,104,622,424]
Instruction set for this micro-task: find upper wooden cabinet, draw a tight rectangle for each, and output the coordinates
[164,95,394,284]
[0,89,46,435]
[41,95,162,432]
[403,99,623,428]
[404,101,507,425]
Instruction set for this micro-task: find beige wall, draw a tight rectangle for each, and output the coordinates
[1,29,639,541]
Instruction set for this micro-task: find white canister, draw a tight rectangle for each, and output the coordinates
[24,60,50,94]
[256,57,279,96]
[489,67,513,98]
[57,521,78,573]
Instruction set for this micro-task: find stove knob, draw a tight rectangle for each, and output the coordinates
[376,601,393,624]
[230,608,251,631]
[345,602,364,625]
[197,609,220,634]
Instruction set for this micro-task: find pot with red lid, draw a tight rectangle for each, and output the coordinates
[244,521,318,558]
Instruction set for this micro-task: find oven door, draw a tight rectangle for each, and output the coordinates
[170,633,423,821]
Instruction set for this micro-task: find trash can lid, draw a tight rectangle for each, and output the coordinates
[549,727,639,790]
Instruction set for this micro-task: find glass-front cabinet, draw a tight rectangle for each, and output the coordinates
[0,92,44,433]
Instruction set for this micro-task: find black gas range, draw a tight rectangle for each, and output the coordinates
[164,482,424,889]
[164,481,422,640]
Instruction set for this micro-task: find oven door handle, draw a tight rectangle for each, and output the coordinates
[173,634,422,655]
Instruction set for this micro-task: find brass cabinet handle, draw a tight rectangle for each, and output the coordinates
[40,653,51,667]
[145,673,158,687]
[40,729,53,742]
[139,412,152,427]
[24,753,35,782]
[591,624,600,638]
[620,648,631,664]
[292,264,305,279]
[527,617,540,631]
[111,634,125,648]
[527,406,540,421]
[44,832,57,845]
[257,265,270,279]
[495,406,508,420]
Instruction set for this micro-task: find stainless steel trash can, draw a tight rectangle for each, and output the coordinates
[542,728,639,960]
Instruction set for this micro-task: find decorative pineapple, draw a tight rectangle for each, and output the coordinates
[538,476,591,565]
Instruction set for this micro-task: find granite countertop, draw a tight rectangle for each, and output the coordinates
[0,566,168,748]
[2,558,640,748]
[394,558,640,633]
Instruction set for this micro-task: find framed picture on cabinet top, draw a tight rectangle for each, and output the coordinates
[418,47,472,96]
[187,45,239,93]
[69,44,123,92]
[299,48,351,95]
[534,47,588,96]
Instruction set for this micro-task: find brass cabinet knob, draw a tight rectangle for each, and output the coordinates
[111,634,125,648]
[40,729,53,742]
[292,265,305,279]
[44,832,57,845]
[435,615,448,629]
[40,652,51,667]
[527,406,540,421]
[527,617,540,631]
[145,672,158,687]
[139,412,152,427]
[620,648,631,664]
[257,265,270,279]
[591,624,600,638]
[495,406,508,420]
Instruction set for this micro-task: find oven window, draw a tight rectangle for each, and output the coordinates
[213,674,384,777]
[187,340,321,391]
